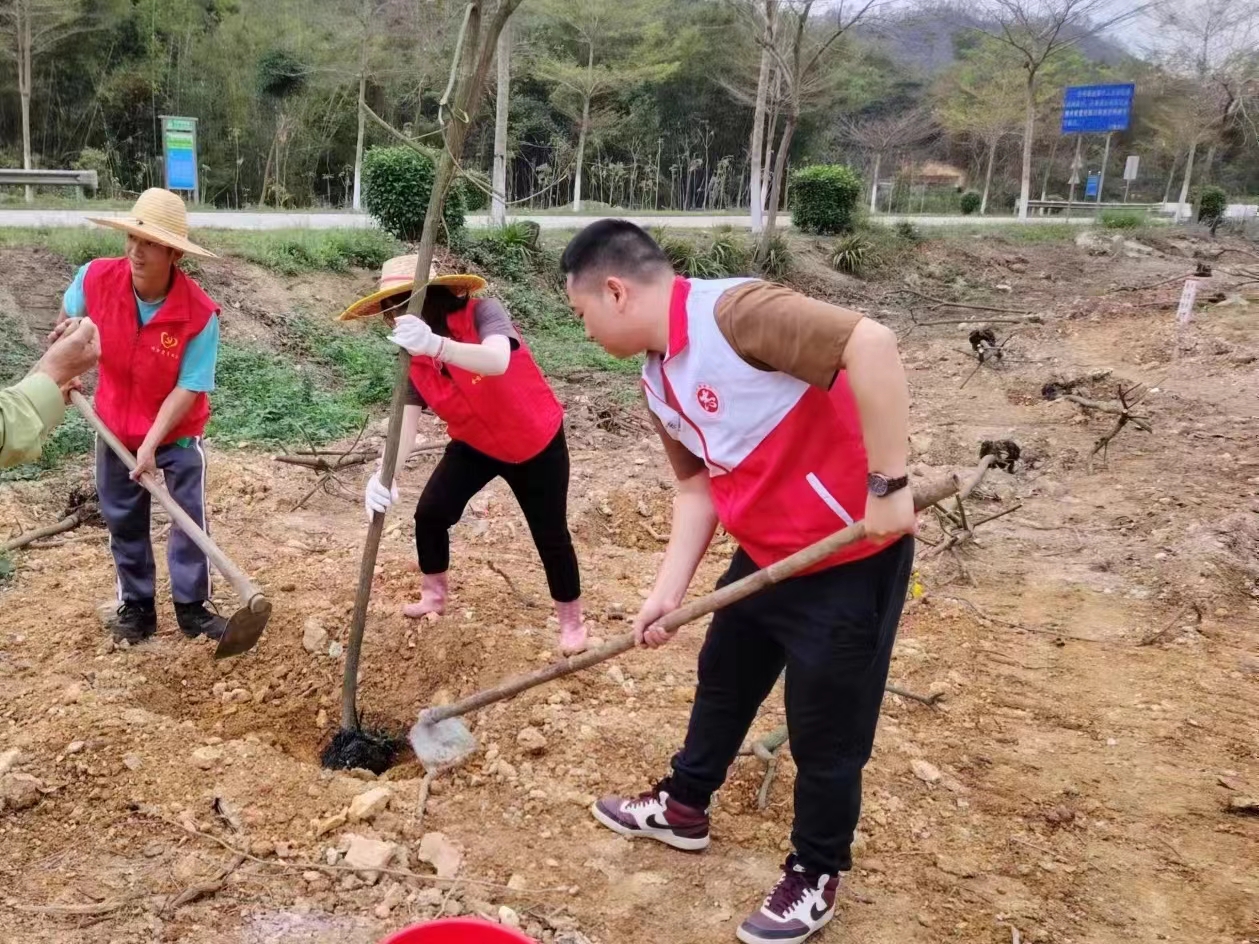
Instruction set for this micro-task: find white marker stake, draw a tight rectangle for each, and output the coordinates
[1175,278,1199,326]
[1174,277,1199,361]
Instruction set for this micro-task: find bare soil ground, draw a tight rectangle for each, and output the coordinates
[1,231,1256,944]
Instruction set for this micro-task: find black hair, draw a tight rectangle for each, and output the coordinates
[559,219,672,284]
[381,284,468,337]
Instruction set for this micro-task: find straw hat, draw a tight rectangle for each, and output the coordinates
[88,188,216,259]
[337,254,488,322]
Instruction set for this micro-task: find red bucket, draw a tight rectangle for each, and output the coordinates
[379,917,537,944]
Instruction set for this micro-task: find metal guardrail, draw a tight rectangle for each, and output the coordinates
[0,168,99,189]
[1027,199,1162,211]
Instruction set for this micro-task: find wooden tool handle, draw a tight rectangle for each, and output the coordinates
[422,464,987,726]
[71,391,267,613]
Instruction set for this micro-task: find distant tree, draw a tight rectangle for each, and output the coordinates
[731,0,882,262]
[934,38,1025,214]
[535,0,673,211]
[1148,0,1259,217]
[971,0,1153,220]
[0,0,108,202]
[840,107,938,214]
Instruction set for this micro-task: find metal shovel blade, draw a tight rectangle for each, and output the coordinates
[408,714,478,772]
[214,599,272,660]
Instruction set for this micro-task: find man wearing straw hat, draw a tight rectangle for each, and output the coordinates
[50,188,226,644]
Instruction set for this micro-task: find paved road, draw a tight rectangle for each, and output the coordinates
[0,208,1097,231]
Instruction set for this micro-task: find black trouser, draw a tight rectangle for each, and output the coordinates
[414,426,580,603]
[661,535,914,875]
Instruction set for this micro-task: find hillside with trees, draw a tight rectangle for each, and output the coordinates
[1,0,1257,214]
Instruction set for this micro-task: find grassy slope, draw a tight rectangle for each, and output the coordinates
[0,225,635,477]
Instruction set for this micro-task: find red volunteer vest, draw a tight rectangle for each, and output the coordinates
[408,299,563,463]
[643,277,879,574]
[84,257,215,452]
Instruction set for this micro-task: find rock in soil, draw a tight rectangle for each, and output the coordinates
[189,746,223,770]
[1227,796,1259,815]
[303,619,329,655]
[0,773,44,812]
[516,726,548,755]
[0,749,22,775]
[418,831,463,879]
[348,786,392,822]
[911,759,942,784]
[342,834,397,884]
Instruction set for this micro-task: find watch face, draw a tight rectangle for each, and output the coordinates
[868,474,888,496]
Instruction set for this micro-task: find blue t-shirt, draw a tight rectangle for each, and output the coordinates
[62,263,219,393]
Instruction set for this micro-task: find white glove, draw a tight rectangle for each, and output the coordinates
[365,469,399,522]
[388,315,443,359]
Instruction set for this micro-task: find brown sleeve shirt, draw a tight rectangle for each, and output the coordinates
[406,297,521,407]
[649,280,865,480]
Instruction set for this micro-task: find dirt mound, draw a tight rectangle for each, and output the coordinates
[2,233,1258,944]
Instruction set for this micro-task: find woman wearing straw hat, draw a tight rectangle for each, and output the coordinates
[49,188,227,644]
[339,255,587,655]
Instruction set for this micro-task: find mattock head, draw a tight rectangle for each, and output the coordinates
[214,599,271,660]
[408,714,478,773]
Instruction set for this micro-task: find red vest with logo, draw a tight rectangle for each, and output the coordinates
[84,257,215,452]
[408,299,563,463]
[642,277,879,574]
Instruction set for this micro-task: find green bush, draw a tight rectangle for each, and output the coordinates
[361,146,466,242]
[790,164,863,235]
[71,147,118,198]
[203,228,401,274]
[287,315,396,407]
[460,180,490,212]
[830,233,872,276]
[1099,209,1145,230]
[758,234,793,280]
[894,220,924,244]
[708,227,753,275]
[460,221,541,280]
[1198,185,1227,227]
[655,231,724,278]
[960,191,982,215]
[209,343,366,446]
[257,48,308,99]
[646,227,754,279]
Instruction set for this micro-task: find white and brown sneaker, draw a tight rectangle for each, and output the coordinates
[737,855,839,944]
[591,787,711,852]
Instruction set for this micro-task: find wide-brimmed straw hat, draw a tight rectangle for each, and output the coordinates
[337,254,487,322]
[87,188,216,259]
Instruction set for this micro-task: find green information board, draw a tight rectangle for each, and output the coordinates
[161,116,199,195]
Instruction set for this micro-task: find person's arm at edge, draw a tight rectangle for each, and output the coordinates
[0,375,67,469]
[635,409,720,649]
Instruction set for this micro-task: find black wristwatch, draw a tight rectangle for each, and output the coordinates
[867,472,909,497]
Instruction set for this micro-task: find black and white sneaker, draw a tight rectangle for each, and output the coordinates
[591,787,711,852]
[737,855,839,944]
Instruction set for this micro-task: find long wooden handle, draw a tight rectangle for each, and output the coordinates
[422,463,988,726]
[71,391,267,613]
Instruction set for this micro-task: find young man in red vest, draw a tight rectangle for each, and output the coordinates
[562,220,916,944]
[52,189,226,644]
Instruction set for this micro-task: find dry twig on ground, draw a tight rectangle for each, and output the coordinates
[1058,382,1153,466]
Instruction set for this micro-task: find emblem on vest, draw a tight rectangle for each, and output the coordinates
[695,383,722,416]
[150,331,181,360]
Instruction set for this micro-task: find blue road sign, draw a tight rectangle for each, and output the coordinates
[1085,173,1100,198]
[1061,84,1134,134]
